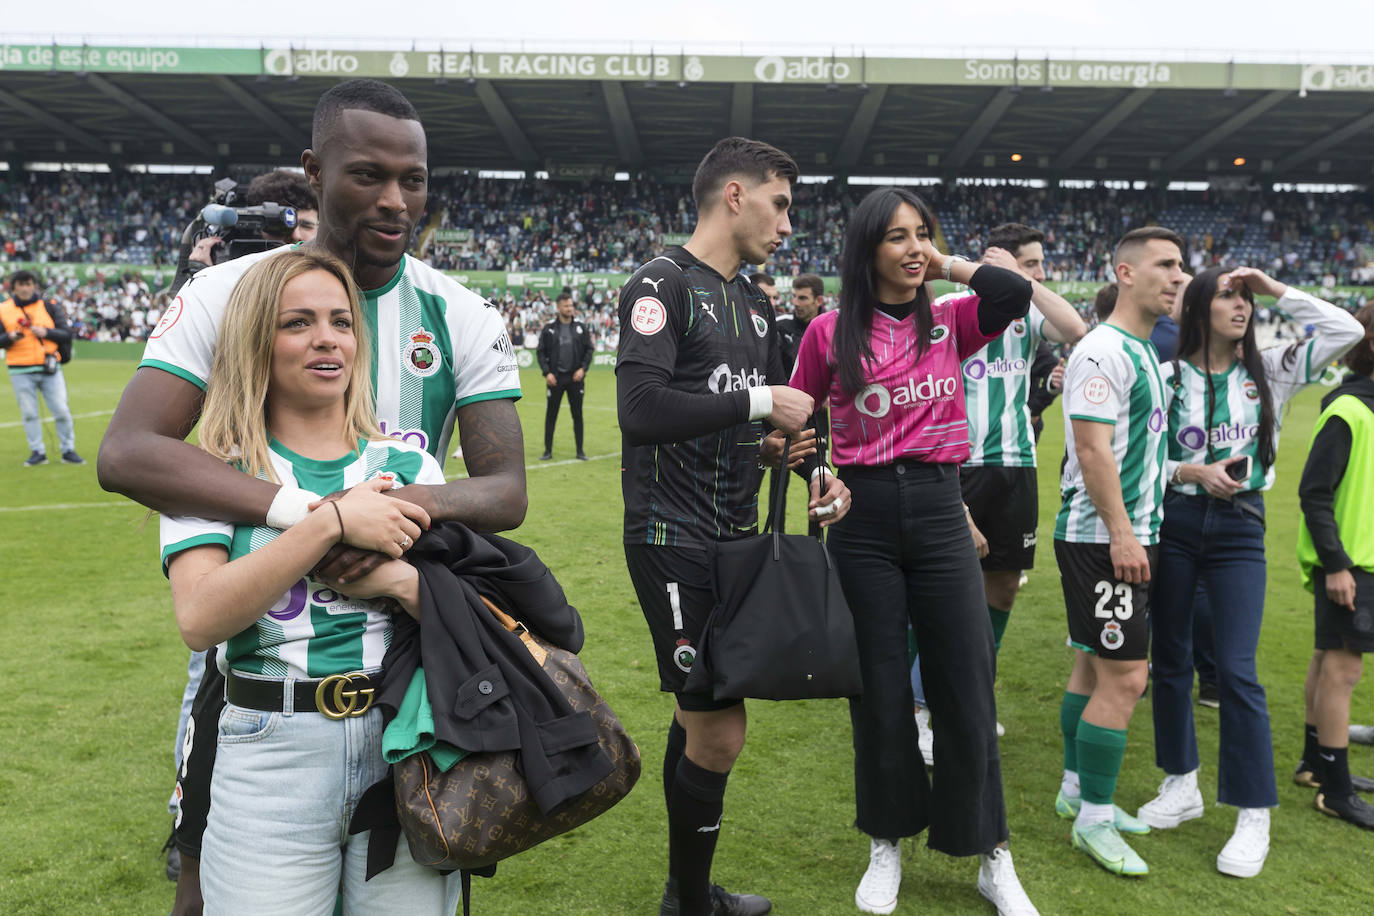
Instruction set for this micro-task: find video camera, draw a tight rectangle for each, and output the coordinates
[169,177,300,296]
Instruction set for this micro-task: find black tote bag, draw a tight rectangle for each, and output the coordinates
[682,441,862,701]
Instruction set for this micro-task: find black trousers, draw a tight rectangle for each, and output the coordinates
[543,373,585,452]
[829,461,1007,856]
[541,373,585,453]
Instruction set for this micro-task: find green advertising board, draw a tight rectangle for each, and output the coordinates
[0,43,260,75]
[4,43,1371,94]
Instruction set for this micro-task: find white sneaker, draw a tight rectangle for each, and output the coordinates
[1137,770,1205,829]
[915,707,934,767]
[1350,724,1374,746]
[978,847,1039,915]
[1216,807,1269,878]
[856,838,901,914]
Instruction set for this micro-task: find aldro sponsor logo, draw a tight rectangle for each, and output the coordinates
[708,363,766,393]
[1176,421,1259,451]
[378,419,429,452]
[854,374,959,418]
[267,579,363,621]
[964,356,1028,381]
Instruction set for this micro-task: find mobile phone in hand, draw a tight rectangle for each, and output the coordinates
[1225,455,1252,483]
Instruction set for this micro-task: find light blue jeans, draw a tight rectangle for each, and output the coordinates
[201,696,460,915]
[9,368,75,454]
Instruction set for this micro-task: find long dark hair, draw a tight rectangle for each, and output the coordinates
[833,187,937,396]
[1173,266,1295,472]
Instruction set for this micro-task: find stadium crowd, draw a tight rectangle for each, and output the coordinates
[4,168,1372,286]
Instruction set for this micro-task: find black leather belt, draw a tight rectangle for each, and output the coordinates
[226,669,379,719]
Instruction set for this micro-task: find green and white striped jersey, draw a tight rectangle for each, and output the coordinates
[1055,323,1168,545]
[159,437,445,679]
[938,291,1045,467]
[141,249,521,461]
[1163,288,1364,494]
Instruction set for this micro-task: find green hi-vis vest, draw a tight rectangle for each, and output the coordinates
[1297,394,1374,592]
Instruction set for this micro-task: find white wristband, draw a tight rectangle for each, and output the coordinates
[810,465,830,482]
[266,486,321,530]
[747,386,773,421]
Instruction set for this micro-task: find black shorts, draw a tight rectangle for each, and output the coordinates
[961,465,1038,571]
[624,543,739,712]
[1314,567,1374,653]
[1054,540,1157,661]
[172,647,224,859]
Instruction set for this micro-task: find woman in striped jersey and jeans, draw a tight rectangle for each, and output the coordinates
[1139,265,1363,877]
[159,249,460,914]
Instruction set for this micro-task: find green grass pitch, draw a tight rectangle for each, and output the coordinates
[0,359,1369,914]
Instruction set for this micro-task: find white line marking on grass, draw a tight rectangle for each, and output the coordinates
[6,452,620,506]
[0,500,137,513]
[0,409,115,429]
[445,451,617,480]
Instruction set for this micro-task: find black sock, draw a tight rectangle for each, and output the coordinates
[1319,745,1353,798]
[664,719,687,810]
[669,756,729,916]
[1303,722,1321,774]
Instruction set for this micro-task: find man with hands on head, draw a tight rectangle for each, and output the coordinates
[617,137,847,916]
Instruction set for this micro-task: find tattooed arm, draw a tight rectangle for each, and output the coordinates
[314,398,527,584]
[392,397,528,532]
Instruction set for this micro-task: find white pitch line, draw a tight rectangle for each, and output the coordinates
[0,500,138,513]
[444,451,617,480]
[1,453,619,508]
[0,408,115,430]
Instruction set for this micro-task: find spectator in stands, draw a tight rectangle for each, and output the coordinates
[0,270,83,466]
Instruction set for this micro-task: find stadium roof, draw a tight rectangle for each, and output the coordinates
[1,43,1372,185]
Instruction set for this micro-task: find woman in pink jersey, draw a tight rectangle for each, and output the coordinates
[790,188,1037,915]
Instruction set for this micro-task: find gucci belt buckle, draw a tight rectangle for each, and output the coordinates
[315,672,375,720]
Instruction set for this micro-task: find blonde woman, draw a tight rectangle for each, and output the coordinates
[159,249,458,914]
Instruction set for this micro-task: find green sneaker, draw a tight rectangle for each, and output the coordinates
[1056,789,1151,834]
[1071,820,1149,876]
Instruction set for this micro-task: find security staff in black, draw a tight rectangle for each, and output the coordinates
[617,137,849,916]
[537,289,593,460]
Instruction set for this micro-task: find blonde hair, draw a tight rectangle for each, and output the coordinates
[198,248,382,482]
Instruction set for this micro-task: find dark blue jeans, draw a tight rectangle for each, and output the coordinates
[830,462,1007,855]
[1151,490,1277,808]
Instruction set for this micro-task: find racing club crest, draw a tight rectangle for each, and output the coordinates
[751,312,768,338]
[404,328,441,378]
[673,638,696,673]
[1100,620,1125,651]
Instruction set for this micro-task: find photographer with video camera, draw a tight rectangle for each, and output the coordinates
[173,169,318,296]
[0,270,83,467]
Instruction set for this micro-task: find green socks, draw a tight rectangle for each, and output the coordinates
[988,605,1011,654]
[1076,720,1128,805]
[1060,691,1090,771]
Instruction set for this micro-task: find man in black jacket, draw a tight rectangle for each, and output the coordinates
[537,289,594,460]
